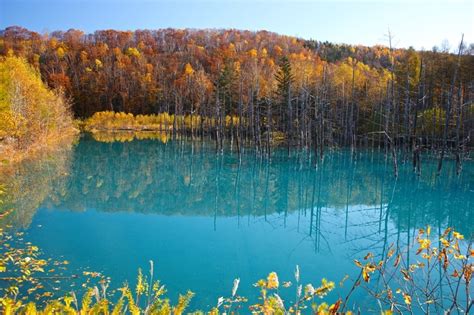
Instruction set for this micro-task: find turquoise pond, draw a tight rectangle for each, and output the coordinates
[1,135,473,311]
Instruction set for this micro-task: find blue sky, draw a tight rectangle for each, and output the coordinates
[1,0,472,49]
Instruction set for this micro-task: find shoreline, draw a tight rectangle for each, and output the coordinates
[0,128,79,168]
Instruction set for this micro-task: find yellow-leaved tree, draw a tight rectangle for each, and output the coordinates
[0,55,76,161]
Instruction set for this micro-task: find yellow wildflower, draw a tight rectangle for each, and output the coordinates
[403,292,412,305]
[418,238,431,250]
[440,238,450,247]
[453,253,466,260]
[267,272,279,289]
[453,232,464,240]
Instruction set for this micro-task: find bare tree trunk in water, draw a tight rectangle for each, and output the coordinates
[437,34,463,176]
[350,60,356,152]
[266,98,272,158]
[412,59,424,174]
[370,131,398,177]
[236,79,243,157]
[173,94,178,140]
[455,84,463,175]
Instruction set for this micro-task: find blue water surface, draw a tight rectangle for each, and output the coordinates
[2,135,473,312]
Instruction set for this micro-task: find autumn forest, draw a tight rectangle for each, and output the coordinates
[1,26,473,161]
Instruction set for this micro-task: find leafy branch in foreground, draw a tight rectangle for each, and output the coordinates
[352,226,473,314]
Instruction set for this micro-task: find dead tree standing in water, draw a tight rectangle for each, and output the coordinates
[437,34,464,176]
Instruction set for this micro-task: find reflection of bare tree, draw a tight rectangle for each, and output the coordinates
[309,162,324,252]
[213,154,223,231]
[4,138,472,243]
[278,151,471,259]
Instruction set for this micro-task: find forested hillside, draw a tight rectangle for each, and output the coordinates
[1,26,473,157]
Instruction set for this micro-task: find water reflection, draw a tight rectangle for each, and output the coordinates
[0,135,472,309]
[0,143,74,229]
[37,136,472,232]
[90,130,171,143]
[2,135,473,241]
